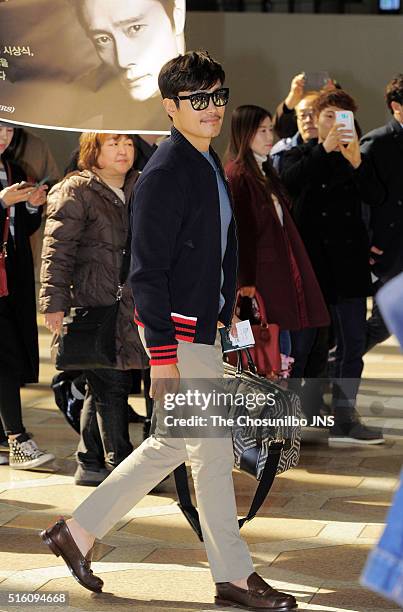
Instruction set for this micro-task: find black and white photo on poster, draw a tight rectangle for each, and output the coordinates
[0,0,186,132]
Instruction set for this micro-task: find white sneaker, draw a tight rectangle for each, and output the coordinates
[9,437,55,470]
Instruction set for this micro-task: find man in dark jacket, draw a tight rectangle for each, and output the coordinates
[282,89,385,446]
[360,74,403,353]
[39,51,297,611]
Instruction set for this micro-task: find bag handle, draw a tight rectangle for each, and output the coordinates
[236,348,257,375]
[236,289,268,326]
[173,440,284,542]
[1,208,10,258]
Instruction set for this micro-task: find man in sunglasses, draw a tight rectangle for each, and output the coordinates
[40,50,298,612]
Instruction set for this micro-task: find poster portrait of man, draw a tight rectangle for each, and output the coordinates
[0,0,186,132]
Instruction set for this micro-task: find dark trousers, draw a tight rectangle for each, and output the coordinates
[0,375,25,436]
[365,281,390,354]
[0,297,26,437]
[76,368,133,471]
[289,327,329,419]
[330,297,367,420]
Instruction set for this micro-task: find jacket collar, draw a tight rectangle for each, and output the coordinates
[170,126,232,201]
[170,126,221,170]
[388,118,403,155]
[80,168,138,204]
[389,117,403,136]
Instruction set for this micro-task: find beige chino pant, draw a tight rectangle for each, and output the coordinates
[72,331,254,582]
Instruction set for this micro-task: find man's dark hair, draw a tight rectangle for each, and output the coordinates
[158,50,225,100]
[313,89,357,116]
[385,74,403,113]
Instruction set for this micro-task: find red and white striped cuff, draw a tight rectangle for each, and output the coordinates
[171,312,196,343]
[149,345,178,366]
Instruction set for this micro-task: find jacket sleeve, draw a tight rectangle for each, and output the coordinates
[281,143,330,195]
[130,169,184,365]
[21,203,43,236]
[352,153,386,208]
[273,101,298,140]
[39,181,87,314]
[228,173,258,287]
[359,135,392,251]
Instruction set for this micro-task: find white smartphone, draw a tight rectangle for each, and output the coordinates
[335,110,355,142]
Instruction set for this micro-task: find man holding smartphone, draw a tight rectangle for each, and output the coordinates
[281,89,385,446]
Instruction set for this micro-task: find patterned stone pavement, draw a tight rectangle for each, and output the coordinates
[1,313,403,612]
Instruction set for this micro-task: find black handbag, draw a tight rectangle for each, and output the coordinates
[174,349,302,541]
[55,234,131,371]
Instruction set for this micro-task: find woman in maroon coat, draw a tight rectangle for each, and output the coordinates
[225,105,329,376]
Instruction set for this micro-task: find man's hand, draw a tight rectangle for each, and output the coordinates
[339,135,361,169]
[150,363,180,402]
[44,311,64,334]
[239,286,256,298]
[369,245,384,266]
[284,73,306,110]
[230,314,241,339]
[323,124,354,154]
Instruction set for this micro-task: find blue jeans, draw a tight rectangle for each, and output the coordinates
[361,469,403,605]
[361,273,403,604]
[279,330,292,356]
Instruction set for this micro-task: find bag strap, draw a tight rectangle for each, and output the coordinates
[1,208,10,259]
[116,224,132,300]
[173,440,283,542]
[237,348,257,375]
[174,463,203,542]
[238,440,283,527]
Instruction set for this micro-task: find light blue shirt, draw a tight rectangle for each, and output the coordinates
[201,151,232,312]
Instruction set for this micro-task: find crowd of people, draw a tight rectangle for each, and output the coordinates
[0,48,402,610]
[1,69,403,467]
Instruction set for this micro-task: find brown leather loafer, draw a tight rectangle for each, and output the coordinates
[40,517,103,593]
[215,572,297,611]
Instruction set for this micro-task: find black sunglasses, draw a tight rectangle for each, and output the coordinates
[174,87,230,111]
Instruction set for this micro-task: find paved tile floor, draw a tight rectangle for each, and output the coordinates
[1,313,403,612]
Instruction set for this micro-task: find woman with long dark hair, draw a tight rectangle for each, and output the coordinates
[0,123,54,469]
[225,104,329,376]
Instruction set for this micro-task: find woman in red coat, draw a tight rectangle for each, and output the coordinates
[225,105,329,377]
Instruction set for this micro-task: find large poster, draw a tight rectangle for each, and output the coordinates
[0,0,186,132]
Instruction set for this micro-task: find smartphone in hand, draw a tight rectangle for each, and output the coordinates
[16,181,35,190]
[303,71,330,92]
[335,110,355,142]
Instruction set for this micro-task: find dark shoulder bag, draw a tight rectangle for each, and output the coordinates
[174,350,302,541]
[55,234,131,371]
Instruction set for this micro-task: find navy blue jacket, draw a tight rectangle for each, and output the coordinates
[130,127,237,365]
[360,119,403,281]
